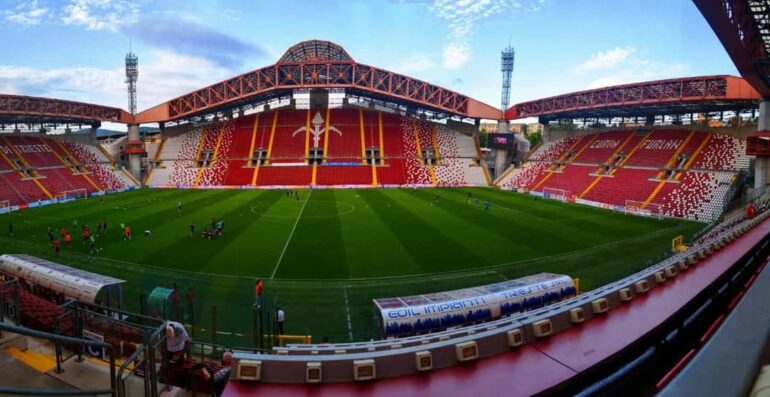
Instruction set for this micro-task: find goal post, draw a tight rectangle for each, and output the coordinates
[542,187,569,201]
[58,188,89,200]
[625,200,663,219]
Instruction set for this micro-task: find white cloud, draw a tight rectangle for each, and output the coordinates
[61,0,139,32]
[577,47,636,72]
[4,0,49,26]
[396,53,436,73]
[584,58,689,89]
[442,42,470,70]
[429,0,545,70]
[0,50,235,112]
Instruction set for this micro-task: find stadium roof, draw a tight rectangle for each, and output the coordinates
[278,40,353,63]
[0,94,132,126]
[135,40,502,123]
[505,75,761,122]
[695,0,770,98]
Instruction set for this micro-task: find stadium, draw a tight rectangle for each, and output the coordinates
[1,1,770,396]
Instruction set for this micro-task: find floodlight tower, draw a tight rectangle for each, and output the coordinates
[125,50,139,115]
[491,45,516,179]
[501,46,515,112]
[124,45,145,180]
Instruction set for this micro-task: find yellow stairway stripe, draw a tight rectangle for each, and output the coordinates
[359,109,367,164]
[579,175,604,198]
[304,109,311,164]
[617,130,653,167]
[642,180,667,208]
[265,111,279,166]
[6,347,57,373]
[249,114,261,186]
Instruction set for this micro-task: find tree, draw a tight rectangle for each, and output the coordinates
[527,132,542,147]
[478,130,489,147]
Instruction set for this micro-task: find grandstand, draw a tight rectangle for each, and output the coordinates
[0,9,770,394]
[145,109,487,188]
[497,128,751,222]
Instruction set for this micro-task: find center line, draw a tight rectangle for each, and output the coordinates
[271,190,311,279]
[344,286,353,342]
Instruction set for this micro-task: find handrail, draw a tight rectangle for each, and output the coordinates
[0,322,116,397]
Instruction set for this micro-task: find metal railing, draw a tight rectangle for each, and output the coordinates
[0,322,116,396]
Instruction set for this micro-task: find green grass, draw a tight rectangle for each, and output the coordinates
[0,188,703,345]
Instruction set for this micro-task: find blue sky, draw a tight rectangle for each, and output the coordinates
[0,0,739,116]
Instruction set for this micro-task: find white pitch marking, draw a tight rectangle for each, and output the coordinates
[271,190,311,279]
[344,286,354,342]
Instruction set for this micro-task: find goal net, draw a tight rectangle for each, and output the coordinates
[543,187,569,201]
[58,189,88,200]
[625,200,663,219]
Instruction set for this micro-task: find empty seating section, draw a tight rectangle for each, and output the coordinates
[676,131,708,164]
[500,128,752,221]
[270,110,309,164]
[572,130,632,164]
[198,120,234,186]
[0,172,48,203]
[528,135,581,161]
[656,171,734,221]
[538,165,597,196]
[400,117,433,185]
[148,108,486,188]
[327,109,365,163]
[583,168,658,206]
[690,133,751,171]
[316,166,371,185]
[623,129,689,167]
[60,142,130,190]
[257,166,311,186]
[497,162,549,190]
[167,129,204,186]
[0,136,131,206]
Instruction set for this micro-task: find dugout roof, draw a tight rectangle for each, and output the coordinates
[0,254,125,304]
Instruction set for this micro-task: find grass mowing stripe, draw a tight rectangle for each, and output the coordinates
[273,190,349,279]
[0,187,704,343]
[271,189,311,279]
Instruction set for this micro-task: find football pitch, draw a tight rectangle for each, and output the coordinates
[0,188,703,345]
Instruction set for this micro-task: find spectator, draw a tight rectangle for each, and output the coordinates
[171,283,180,321]
[200,351,233,396]
[186,286,195,323]
[165,321,189,364]
[277,307,285,335]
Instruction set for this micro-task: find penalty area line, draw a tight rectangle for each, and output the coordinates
[270,190,311,279]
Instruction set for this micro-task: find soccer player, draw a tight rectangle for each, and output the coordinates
[124,225,131,240]
[64,233,72,246]
[88,235,97,260]
[484,199,491,212]
[190,221,195,237]
[8,222,12,237]
[52,238,60,256]
[177,201,183,214]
